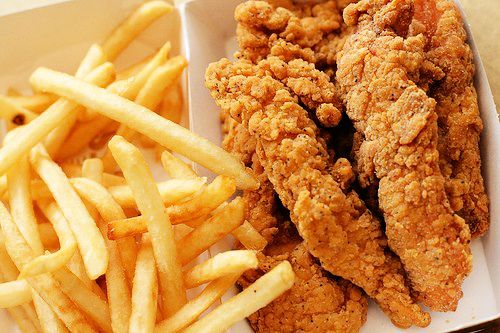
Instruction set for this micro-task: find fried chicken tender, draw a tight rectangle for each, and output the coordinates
[337,0,472,311]
[206,58,430,327]
[412,0,489,238]
[241,240,368,333]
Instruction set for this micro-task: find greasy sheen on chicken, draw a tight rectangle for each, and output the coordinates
[412,0,489,238]
[207,58,430,327]
[337,0,472,311]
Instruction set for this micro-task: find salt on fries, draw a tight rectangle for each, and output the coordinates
[0,1,294,332]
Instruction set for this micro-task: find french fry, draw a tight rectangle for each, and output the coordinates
[158,82,183,124]
[0,203,98,332]
[168,175,235,225]
[232,221,268,251]
[183,261,295,333]
[6,87,21,96]
[108,177,205,209]
[0,95,38,126]
[7,156,44,255]
[0,62,114,178]
[101,56,188,171]
[177,197,246,265]
[19,246,77,280]
[38,223,59,249]
[129,234,158,333]
[0,280,31,308]
[109,136,186,316]
[3,303,42,333]
[65,251,107,300]
[102,1,173,61]
[31,292,68,333]
[160,151,196,179]
[74,44,108,79]
[155,274,240,333]
[183,250,258,289]
[108,216,145,240]
[103,173,127,186]
[30,68,259,190]
[30,144,108,279]
[6,94,56,113]
[82,158,103,184]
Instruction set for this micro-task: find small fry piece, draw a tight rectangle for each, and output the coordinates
[38,223,59,249]
[110,136,186,316]
[6,94,56,113]
[4,303,42,333]
[108,215,145,240]
[102,1,173,60]
[30,144,108,279]
[183,261,295,333]
[183,250,257,289]
[108,177,205,209]
[161,151,196,179]
[158,83,183,124]
[6,87,21,96]
[129,235,158,333]
[30,68,259,190]
[0,280,31,308]
[232,221,268,251]
[155,274,240,333]
[19,245,77,279]
[31,292,68,333]
[0,95,38,126]
[168,175,235,224]
[177,197,246,265]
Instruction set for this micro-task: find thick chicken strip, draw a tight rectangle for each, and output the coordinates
[207,58,430,327]
[337,0,472,311]
[412,0,489,237]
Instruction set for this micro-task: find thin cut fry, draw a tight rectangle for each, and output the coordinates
[177,197,246,265]
[82,158,103,184]
[155,274,240,333]
[6,87,21,96]
[0,280,31,308]
[6,94,56,113]
[30,144,108,279]
[0,96,38,126]
[108,177,205,209]
[19,246,77,279]
[38,223,59,249]
[183,250,258,289]
[4,302,42,333]
[232,221,268,251]
[183,261,295,333]
[30,68,258,189]
[31,292,68,333]
[129,235,158,333]
[102,1,173,60]
[109,136,186,316]
[158,83,183,124]
[0,62,114,177]
[161,151,196,179]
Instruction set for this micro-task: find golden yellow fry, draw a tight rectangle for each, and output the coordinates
[82,158,103,184]
[38,223,59,249]
[31,292,68,333]
[102,1,173,60]
[183,250,257,289]
[158,82,183,124]
[107,215,145,240]
[168,175,235,224]
[161,151,196,179]
[155,274,240,333]
[30,68,258,189]
[7,156,44,255]
[116,55,151,80]
[184,261,295,333]
[232,221,268,251]
[109,136,186,316]
[30,145,108,279]
[0,63,114,177]
[108,177,205,209]
[0,280,31,308]
[129,234,158,333]
[101,56,188,171]
[103,173,127,186]
[0,203,98,332]
[177,197,246,265]
[52,268,112,333]
[75,44,108,79]
[4,303,41,333]
[6,93,56,113]
[65,251,107,300]
[6,87,21,96]
[19,245,77,279]
[0,95,38,126]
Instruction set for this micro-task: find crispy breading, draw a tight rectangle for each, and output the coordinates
[337,0,472,311]
[206,58,430,327]
[413,0,489,238]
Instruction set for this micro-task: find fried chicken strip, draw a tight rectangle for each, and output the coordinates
[413,0,489,237]
[207,58,430,327]
[337,0,472,311]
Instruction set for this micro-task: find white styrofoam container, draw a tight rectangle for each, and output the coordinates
[0,0,498,332]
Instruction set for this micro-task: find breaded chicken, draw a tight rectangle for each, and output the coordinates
[412,0,489,238]
[337,0,472,311]
[206,58,430,327]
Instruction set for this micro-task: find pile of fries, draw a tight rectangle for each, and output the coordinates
[0,2,295,332]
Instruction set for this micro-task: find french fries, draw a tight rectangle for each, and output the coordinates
[6,93,56,113]
[109,136,186,316]
[160,151,196,179]
[183,261,295,333]
[30,68,259,189]
[0,280,31,308]
[0,96,38,126]
[232,221,268,251]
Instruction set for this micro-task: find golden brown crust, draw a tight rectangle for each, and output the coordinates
[207,58,430,327]
[337,0,472,311]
